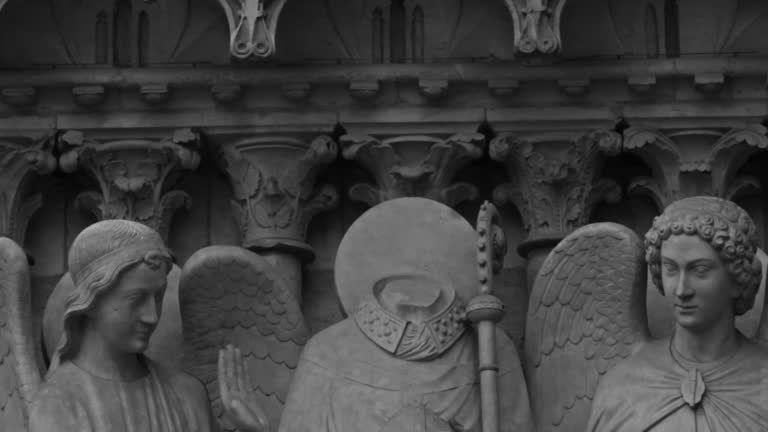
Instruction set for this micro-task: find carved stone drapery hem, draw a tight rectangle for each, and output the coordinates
[0,132,56,244]
[218,134,339,262]
[57,128,201,242]
[341,133,485,208]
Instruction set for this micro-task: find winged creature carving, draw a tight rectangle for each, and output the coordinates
[179,245,309,431]
[525,196,768,432]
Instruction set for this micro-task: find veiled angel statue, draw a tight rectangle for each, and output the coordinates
[525,196,768,432]
[0,219,273,432]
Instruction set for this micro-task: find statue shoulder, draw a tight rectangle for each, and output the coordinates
[146,358,209,403]
[29,380,90,432]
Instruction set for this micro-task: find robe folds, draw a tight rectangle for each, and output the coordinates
[586,335,768,432]
[28,356,215,432]
[278,318,533,432]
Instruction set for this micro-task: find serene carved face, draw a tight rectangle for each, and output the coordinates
[660,234,738,333]
[86,262,167,354]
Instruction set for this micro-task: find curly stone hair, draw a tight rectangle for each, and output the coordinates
[644,196,762,316]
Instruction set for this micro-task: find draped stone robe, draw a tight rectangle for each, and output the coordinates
[28,356,215,432]
[278,318,533,432]
[586,335,768,432]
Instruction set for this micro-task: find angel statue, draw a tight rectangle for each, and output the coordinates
[0,219,270,432]
[525,196,768,432]
[278,197,534,432]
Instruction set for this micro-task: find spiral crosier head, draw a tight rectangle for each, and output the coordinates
[644,196,762,316]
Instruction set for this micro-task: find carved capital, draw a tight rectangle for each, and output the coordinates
[217,0,288,59]
[0,132,56,244]
[706,125,768,198]
[218,135,339,260]
[623,128,682,210]
[58,129,201,241]
[490,130,621,249]
[341,133,485,207]
[504,0,566,56]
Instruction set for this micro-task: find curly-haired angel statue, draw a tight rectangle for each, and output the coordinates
[524,196,768,432]
[0,220,269,432]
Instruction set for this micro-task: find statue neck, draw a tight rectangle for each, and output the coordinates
[72,326,148,382]
[672,316,738,364]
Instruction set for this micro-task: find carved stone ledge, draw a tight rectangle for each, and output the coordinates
[217,134,339,261]
[0,132,56,244]
[341,133,485,208]
[558,79,590,96]
[627,75,657,94]
[1,87,37,108]
[281,81,311,101]
[57,128,201,241]
[140,84,171,106]
[488,79,520,98]
[216,0,288,59]
[349,80,380,101]
[72,85,106,108]
[504,0,567,56]
[418,79,449,100]
[694,73,725,94]
[490,129,622,248]
[211,83,243,104]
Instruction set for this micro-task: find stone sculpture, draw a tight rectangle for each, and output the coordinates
[0,220,269,432]
[525,196,768,432]
[278,197,534,432]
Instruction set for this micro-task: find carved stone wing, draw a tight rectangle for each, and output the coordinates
[524,223,651,432]
[0,237,43,431]
[754,251,768,347]
[179,245,309,431]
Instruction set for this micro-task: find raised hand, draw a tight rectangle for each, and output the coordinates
[218,344,270,432]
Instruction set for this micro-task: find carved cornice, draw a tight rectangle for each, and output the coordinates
[58,129,201,241]
[504,0,566,56]
[216,0,288,59]
[218,135,338,260]
[0,132,56,244]
[490,130,621,252]
[341,133,485,207]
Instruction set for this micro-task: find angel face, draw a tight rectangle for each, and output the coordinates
[660,234,738,333]
[86,262,167,355]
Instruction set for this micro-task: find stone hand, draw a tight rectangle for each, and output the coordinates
[218,344,270,432]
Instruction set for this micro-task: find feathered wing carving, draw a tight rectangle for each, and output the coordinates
[753,251,768,347]
[179,245,310,431]
[0,237,43,431]
[524,223,651,432]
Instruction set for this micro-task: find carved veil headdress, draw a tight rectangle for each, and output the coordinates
[49,219,172,371]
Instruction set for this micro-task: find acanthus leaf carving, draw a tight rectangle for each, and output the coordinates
[341,133,485,208]
[504,0,566,56]
[0,132,56,244]
[218,135,339,260]
[622,128,683,209]
[58,128,201,241]
[706,124,768,198]
[217,0,288,59]
[490,129,621,244]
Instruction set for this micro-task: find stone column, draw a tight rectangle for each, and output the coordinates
[490,129,622,292]
[58,128,201,241]
[0,131,57,244]
[217,134,339,304]
[340,133,485,207]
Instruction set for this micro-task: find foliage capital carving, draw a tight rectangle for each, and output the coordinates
[218,134,339,261]
[0,131,56,243]
[216,0,288,59]
[57,128,201,241]
[341,133,485,208]
[490,130,621,248]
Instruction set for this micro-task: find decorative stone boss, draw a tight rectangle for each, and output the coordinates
[525,196,768,432]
